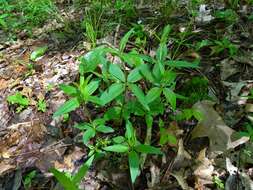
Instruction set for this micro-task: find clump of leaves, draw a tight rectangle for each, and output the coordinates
[53,25,200,185]
[239,122,253,142]
[37,98,47,112]
[179,76,210,104]
[7,92,30,113]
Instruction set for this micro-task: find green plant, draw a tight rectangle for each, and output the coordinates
[103,120,163,183]
[7,92,30,113]
[51,154,94,190]
[211,38,238,57]
[23,170,36,190]
[53,25,200,185]
[37,98,47,112]
[239,122,253,142]
[213,175,225,189]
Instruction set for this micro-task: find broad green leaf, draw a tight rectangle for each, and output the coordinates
[104,106,121,121]
[59,84,78,97]
[125,120,135,141]
[96,125,114,133]
[86,80,100,95]
[74,123,91,130]
[103,144,129,153]
[30,46,47,61]
[135,144,163,155]
[83,128,96,144]
[165,60,199,68]
[120,29,134,52]
[109,64,125,82]
[127,67,142,83]
[87,96,103,105]
[7,92,29,106]
[128,151,140,183]
[79,46,107,74]
[192,109,203,121]
[112,136,126,144]
[53,98,80,117]
[156,43,167,62]
[146,87,162,104]
[100,83,125,105]
[129,84,149,111]
[160,24,171,44]
[72,155,94,184]
[121,51,144,67]
[162,70,177,85]
[163,88,176,110]
[139,64,155,83]
[50,169,78,190]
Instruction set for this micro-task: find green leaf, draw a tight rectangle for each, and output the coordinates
[103,144,129,153]
[59,84,78,97]
[128,151,140,183]
[109,64,125,82]
[139,64,155,83]
[87,96,103,105]
[30,46,47,61]
[50,168,78,190]
[135,144,163,155]
[96,125,114,133]
[163,88,176,110]
[120,29,134,52]
[83,128,96,144]
[7,92,29,106]
[86,80,100,95]
[74,123,91,130]
[146,87,162,104]
[53,98,80,118]
[100,83,125,105]
[125,120,135,141]
[165,60,199,68]
[112,136,126,144]
[129,84,149,111]
[72,155,94,184]
[127,67,142,83]
[156,43,167,62]
[160,24,171,44]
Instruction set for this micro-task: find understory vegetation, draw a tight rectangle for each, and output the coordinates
[1,0,253,189]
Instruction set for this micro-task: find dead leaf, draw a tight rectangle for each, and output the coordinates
[191,101,249,158]
[194,148,214,186]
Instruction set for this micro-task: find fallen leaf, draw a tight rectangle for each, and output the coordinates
[191,101,249,158]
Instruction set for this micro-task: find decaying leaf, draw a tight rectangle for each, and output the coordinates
[191,100,249,158]
[194,148,214,186]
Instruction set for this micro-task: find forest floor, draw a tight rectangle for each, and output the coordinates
[1,1,253,190]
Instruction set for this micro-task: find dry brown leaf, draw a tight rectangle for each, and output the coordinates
[191,100,249,158]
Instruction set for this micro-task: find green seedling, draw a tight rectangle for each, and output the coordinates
[30,46,48,61]
[37,98,47,112]
[51,154,94,190]
[239,122,253,142]
[211,38,237,57]
[75,118,114,144]
[103,120,163,183]
[23,170,36,190]
[7,92,30,113]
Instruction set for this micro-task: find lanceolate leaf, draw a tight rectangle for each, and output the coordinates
[72,155,95,184]
[86,80,100,95]
[53,98,80,118]
[129,84,149,111]
[160,24,171,44]
[30,46,47,61]
[163,88,177,110]
[127,67,142,83]
[109,64,125,82]
[146,87,162,104]
[50,169,78,190]
[165,60,199,68]
[135,144,163,155]
[96,125,114,133]
[120,28,134,52]
[128,151,140,183]
[103,144,129,153]
[100,83,125,105]
[83,128,96,144]
[59,84,78,97]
